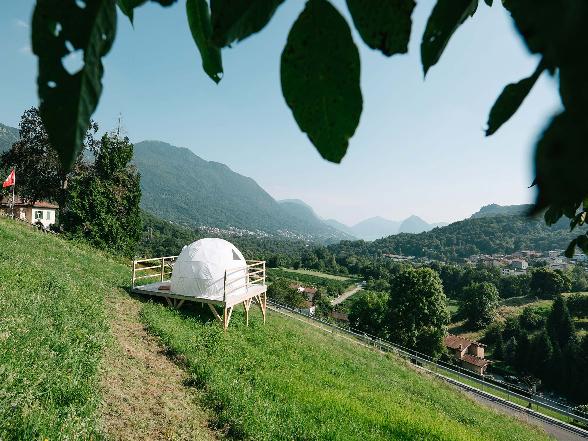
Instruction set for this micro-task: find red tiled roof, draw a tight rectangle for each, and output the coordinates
[0,196,58,209]
[462,354,490,368]
[444,334,486,350]
[289,283,317,294]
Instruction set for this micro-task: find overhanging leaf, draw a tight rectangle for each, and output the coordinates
[281,0,362,163]
[210,0,285,47]
[421,0,478,76]
[117,0,177,24]
[187,0,223,83]
[486,59,545,136]
[346,0,416,57]
[117,0,147,23]
[32,0,117,171]
[484,0,492,6]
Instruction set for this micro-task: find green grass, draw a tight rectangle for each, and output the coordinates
[276,267,354,281]
[0,218,128,439]
[141,303,551,440]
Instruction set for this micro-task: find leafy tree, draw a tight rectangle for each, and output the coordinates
[546,295,576,348]
[530,268,568,299]
[504,336,518,366]
[567,293,588,318]
[519,306,546,331]
[0,108,98,209]
[493,333,505,360]
[267,278,306,308]
[459,282,500,329]
[567,265,588,292]
[499,274,530,299]
[529,329,553,378]
[348,290,389,338]
[386,267,449,357]
[62,133,141,256]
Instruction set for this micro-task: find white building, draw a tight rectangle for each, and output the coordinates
[0,197,58,229]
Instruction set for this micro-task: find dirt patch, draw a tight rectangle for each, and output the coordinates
[99,291,218,441]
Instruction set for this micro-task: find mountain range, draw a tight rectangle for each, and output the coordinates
[2,122,522,242]
[325,215,448,240]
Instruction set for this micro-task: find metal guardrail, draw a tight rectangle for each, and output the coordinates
[266,300,588,437]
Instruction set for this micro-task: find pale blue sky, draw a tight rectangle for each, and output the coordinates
[1,1,561,225]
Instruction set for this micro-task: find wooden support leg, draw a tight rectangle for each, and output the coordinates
[243,299,252,326]
[208,304,223,323]
[165,297,173,308]
[262,291,267,324]
[223,307,228,331]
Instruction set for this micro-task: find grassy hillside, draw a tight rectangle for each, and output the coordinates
[0,218,127,439]
[0,217,554,440]
[142,304,550,440]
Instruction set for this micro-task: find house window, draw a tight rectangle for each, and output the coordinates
[34,211,43,220]
[46,211,50,220]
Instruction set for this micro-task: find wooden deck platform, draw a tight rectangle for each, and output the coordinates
[131,256,267,330]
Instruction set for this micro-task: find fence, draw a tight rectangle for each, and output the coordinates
[267,299,588,437]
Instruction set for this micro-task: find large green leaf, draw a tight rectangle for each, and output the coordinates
[186,0,223,83]
[210,0,285,47]
[281,0,362,163]
[486,60,545,136]
[421,0,478,76]
[117,0,147,23]
[117,0,176,24]
[346,0,415,57]
[534,112,588,210]
[32,0,117,170]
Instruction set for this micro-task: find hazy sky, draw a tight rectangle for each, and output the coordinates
[1,1,562,226]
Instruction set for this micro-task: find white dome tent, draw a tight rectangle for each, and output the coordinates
[131,238,267,330]
[171,238,248,300]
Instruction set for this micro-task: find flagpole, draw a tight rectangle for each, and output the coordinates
[11,166,15,219]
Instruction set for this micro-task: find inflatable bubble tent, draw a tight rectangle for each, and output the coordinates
[131,238,267,329]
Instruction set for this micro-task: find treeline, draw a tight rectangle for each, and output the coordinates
[266,268,352,297]
[485,295,588,402]
[1,108,141,256]
[329,215,578,261]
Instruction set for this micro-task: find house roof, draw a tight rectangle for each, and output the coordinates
[289,283,317,294]
[462,354,490,368]
[444,334,486,350]
[0,196,58,209]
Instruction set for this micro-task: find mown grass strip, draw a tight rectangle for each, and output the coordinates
[141,301,551,440]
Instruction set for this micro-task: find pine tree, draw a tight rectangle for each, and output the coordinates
[493,333,505,360]
[530,329,553,378]
[547,295,576,348]
[505,336,518,366]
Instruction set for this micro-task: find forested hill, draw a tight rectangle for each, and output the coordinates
[133,140,351,241]
[470,203,533,218]
[0,123,18,154]
[329,215,576,261]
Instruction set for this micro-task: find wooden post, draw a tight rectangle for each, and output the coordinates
[223,270,227,303]
[160,257,165,282]
[131,260,136,288]
[262,261,266,285]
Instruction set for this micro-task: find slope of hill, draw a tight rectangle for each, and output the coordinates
[398,215,431,234]
[324,218,357,236]
[133,140,348,241]
[0,123,18,153]
[142,296,549,440]
[278,199,354,240]
[471,203,533,218]
[330,214,578,261]
[349,216,401,240]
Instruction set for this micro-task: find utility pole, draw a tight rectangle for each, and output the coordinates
[10,165,15,219]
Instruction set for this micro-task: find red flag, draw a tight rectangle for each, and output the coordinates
[2,169,15,188]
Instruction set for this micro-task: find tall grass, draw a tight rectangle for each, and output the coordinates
[0,218,127,439]
[141,302,551,441]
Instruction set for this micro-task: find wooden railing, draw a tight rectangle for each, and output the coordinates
[222,260,266,301]
[131,255,178,287]
[131,256,266,298]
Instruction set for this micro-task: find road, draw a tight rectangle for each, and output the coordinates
[330,284,363,306]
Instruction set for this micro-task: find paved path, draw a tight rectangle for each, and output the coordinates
[330,284,362,306]
[462,388,586,441]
